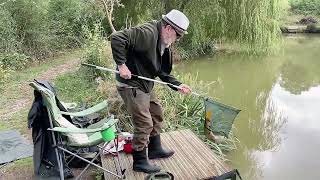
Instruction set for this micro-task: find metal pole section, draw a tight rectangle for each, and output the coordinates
[58,147,123,179]
[48,112,65,180]
[74,152,100,180]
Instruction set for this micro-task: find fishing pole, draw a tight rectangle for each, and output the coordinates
[82,63,201,97]
[82,63,241,139]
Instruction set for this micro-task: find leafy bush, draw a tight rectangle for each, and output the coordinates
[83,24,114,80]
[0,7,18,53]
[4,0,51,58]
[47,0,105,51]
[0,62,10,87]
[0,52,31,70]
[0,0,105,66]
[47,0,84,50]
[290,0,320,15]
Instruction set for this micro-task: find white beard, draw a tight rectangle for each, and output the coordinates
[161,34,174,48]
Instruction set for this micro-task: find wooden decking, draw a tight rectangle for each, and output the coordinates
[101,129,231,180]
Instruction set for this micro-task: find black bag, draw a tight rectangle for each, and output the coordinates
[203,169,242,180]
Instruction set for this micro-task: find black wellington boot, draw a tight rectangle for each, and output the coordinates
[132,148,161,173]
[148,135,174,159]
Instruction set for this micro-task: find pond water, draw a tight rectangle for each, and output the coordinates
[179,35,320,180]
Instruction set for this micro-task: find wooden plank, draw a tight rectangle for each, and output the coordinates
[119,154,135,180]
[180,129,230,174]
[156,133,186,179]
[101,129,231,180]
[167,131,205,178]
[181,129,227,173]
[102,154,120,180]
[171,130,216,178]
[164,132,195,179]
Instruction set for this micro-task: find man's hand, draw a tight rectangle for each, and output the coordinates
[118,64,131,79]
[178,84,192,94]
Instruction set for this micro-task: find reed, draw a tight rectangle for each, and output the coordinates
[154,73,239,160]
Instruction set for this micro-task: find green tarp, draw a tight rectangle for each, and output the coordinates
[0,130,33,164]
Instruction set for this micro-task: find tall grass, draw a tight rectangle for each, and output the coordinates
[155,73,239,160]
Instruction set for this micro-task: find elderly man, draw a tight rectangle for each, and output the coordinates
[111,9,191,173]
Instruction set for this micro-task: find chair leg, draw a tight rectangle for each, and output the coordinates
[114,136,126,176]
[48,113,64,180]
[74,152,100,180]
[58,147,123,179]
[99,137,126,178]
[51,132,64,180]
[58,152,65,180]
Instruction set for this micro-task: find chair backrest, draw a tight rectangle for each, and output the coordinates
[30,82,60,118]
[29,81,89,144]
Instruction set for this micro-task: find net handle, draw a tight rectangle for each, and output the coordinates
[82,63,202,96]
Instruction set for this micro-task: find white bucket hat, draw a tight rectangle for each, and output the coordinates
[162,9,189,35]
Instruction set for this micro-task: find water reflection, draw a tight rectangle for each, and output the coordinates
[236,80,288,180]
[255,86,287,152]
[250,82,320,180]
[179,35,320,180]
[279,61,319,95]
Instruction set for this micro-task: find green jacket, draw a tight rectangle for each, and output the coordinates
[111,20,181,93]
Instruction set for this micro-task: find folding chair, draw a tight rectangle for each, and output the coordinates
[29,81,126,179]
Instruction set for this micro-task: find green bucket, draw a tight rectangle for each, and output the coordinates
[101,125,116,141]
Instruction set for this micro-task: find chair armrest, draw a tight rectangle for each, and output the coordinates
[60,102,77,110]
[48,118,118,133]
[60,100,108,117]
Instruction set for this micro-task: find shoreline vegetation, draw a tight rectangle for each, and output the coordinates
[281,14,320,33]
[1,0,286,86]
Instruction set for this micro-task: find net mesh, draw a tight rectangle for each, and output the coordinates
[204,98,241,138]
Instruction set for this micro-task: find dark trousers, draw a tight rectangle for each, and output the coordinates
[117,86,164,151]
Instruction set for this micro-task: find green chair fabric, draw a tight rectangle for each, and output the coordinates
[29,82,118,147]
[60,101,107,117]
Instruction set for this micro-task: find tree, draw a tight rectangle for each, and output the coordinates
[98,0,123,33]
